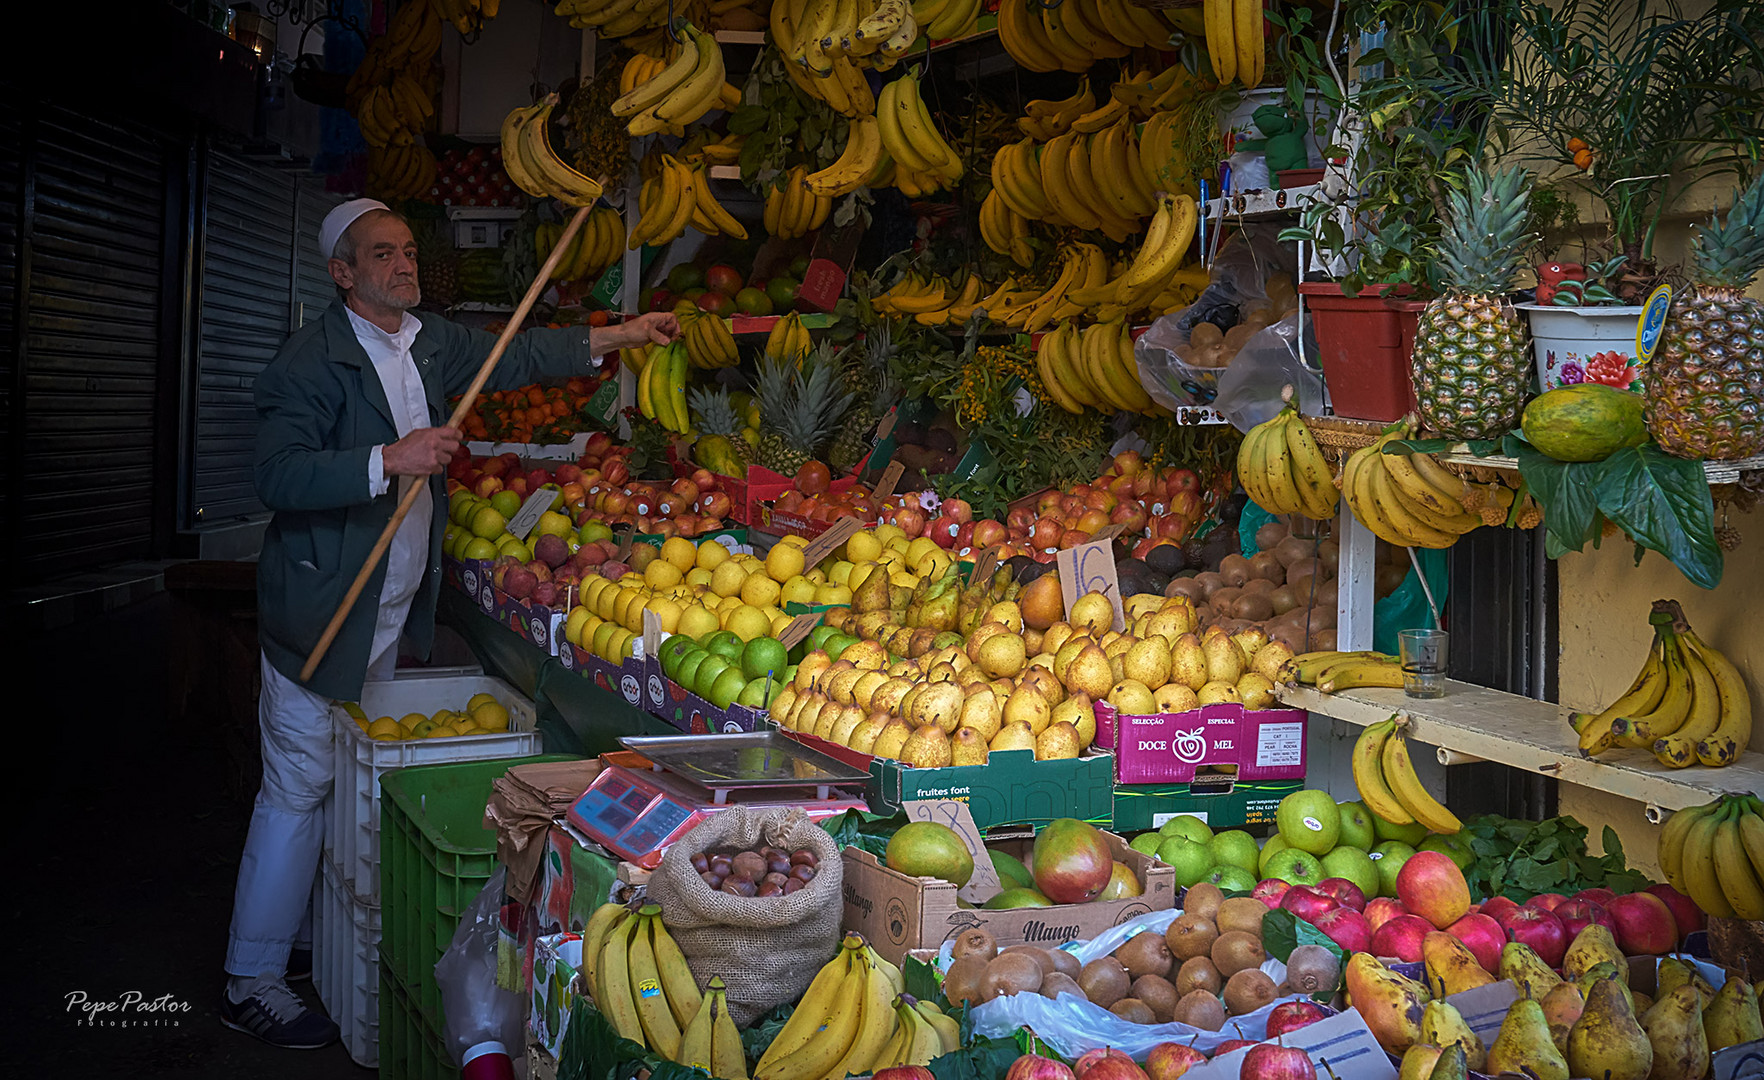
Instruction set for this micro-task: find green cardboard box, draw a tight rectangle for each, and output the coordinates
[1111,778,1304,833]
[869,748,1115,830]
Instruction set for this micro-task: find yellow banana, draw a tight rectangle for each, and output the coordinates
[1234,0,1263,88]
[1658,798,1720,895]
[1283,411,1341,520]
[827,945,898,1078]
[675,975,715,1069]
[597,912,648,1047]
[1682,630,1751,766]
[1652,641,1722,767]
[1712,811,1764,920]
[755,945,856,1072]
[1610,636,1692,746]
[649,916,702,1029]
[580,903,630,1011]
[1680,801,1736,919]
[1383,731,1463,833]
[1735,805,1764,898]
[1317,658,1407,693]
[1577,638,1668,755]
[1351,719,1417,827]
[757,945,866,1080]
[709,976,748,1079]
[914,999,961,1054]
[1203,0,1236,84]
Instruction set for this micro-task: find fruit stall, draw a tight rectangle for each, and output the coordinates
[219,0,1764,1076]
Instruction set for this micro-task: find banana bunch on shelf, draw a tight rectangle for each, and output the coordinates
[1283,650,1407,694]
[500,97,606,207]
[977,190,1035,268]
[535,207,625,284]
[1659,793,1764,920]
[556,0,668,38]
[1575,599,1751,767]
[1237,400,1341,520]
[1202,0,1265,88]
[611,25,731,136]
[1036,318,1162,416]
[582,902,705,1062]
[366,142,438,202]
[630,154,746,249]
[765,166,833,240]
[876,73,964,197]
[1100,192,1201,316]
[910,0,980,43]
[1113,66,1219,121]
[765,313,813,364]
[766,0,893,119]
[1341,422,1489,549]
[680,311,741,369]
[805,116,892,198]
[1015,85,1097,141]
[346,0,443,102]
[695,131,746,166]
[1352,717,1464,832]
[997,0,1183,73]
[348,0,445,203]
[635,342,691,433]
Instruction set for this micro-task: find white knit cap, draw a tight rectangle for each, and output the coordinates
[318,197,392,260]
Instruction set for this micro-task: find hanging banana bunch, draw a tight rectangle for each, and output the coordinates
[500,96,605,207]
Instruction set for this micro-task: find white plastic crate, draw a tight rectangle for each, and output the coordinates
[448,206,522,248]
[327,673,540,904]
[314,852,381,1068]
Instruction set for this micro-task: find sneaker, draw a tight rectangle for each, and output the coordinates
[220,978,339,1050]
[286,948,312,983]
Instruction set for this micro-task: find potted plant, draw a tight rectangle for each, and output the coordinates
[1514,253,1648,392]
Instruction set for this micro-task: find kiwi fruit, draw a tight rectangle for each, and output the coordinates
[1165,913,1219,961]
[1172,988,1226,1031]
[1223,968,1278,1015]
[950,927,998,963]
[1182,883,1225,921]
[1077,957,1131,1009]
[1208,586,1243,612]
[1231,593,1275,622]
[998,944,1057,977]
[1284,944,1341,995]
[1216,897,1269,937]
[1047,949,1082,980]
[1110,998,1158,1025]
[1131,974,1180,1022]
[1176,955,1223,997]
[1211,931,1266,978]
[1247,551,1284,581]
[1040,972,1086,1001]
[1114,930,1175,980]
[944,954,988,1006]
[1218,554,1251,587]
[979,952,1044,1002]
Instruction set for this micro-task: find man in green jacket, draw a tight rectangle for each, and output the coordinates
[222,198,677,1048]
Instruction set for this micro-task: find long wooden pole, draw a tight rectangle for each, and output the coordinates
[300,202,594,682]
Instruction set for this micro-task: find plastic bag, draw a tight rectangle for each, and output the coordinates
[1137,228,1301,408]
[434,867,526,1068]
[1210,313,1324,431]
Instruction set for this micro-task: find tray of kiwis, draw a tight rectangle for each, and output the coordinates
[944,884,1309,1031]
[690,844,821,897]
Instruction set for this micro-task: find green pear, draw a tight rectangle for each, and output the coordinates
[1567,977,1653,1080]
[1703,977,1764,1051]
[1578,962,1637,1015]
[1399,1045,1444,1080]
[1541,981,1586,1056]
[1426,1044,1467,1080]
[1486,999,1571,1080]
[1563,923,1626,982]
[1421,1000,1486,1072]
[1641,984,1710,1080]
[1655,958,1696,1002]
[1501,941,1564,1001]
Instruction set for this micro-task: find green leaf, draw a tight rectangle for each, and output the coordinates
[1590,444,1723,588]
[559,999,653,1080]
[906,954,941,1003]
[1262,908,1345,965]
[1384,438,1458,455]
[930,1036,1024,1080]
[739,1001,796,1065]
[1506,434,1603,553]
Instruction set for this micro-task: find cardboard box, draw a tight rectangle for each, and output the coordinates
[528,933,583,1060]
[1095,702,1309,785]
[646,667,769,734]
[445,554,496,604]
[467,431,592,463]
[841,829,1175,966]
[1179,1007,1397,1080]
[484,585,567,657]
[1113,778,1305,832]
[556,642,647,711]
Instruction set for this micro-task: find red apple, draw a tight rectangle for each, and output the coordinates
[972,519,1007,547]
[601,459,629,486]
[583,431,613,456]
[1315,878,1367,912]
[1265,1000,1331,1037]
[1145,1042,1208,1080]
[553,463,583,485]
[1073,1049,1137,1077]
[705,264,744,296]
[671,478,701,503]
[1280,885,1340,924]
[1240,1041,1317,1080]
[1169,468,1201,493]
[1007,506,1037,532]
[1313,906,1373,953]
[1110,501,1150,533]
[1645,884,1703,941]
[525,468,551,491]
[1571,888,1617,908]
[690,467,717,491]
[943,498,973,524]
[1030,518,1064,549]
[505,477,529,496]
[1364,897,1408,932]
[1369,914,1434,963]
[473,475,504,498]
[1554,899,1616,942]
[929,516,960,548]
[1525,893,1569,913]
[1214,1040,1259,1056]
[1253,879,1293,908]
[1605,892,1679,956]
[1076,509,1112,535]
[1478,896,1522,924]
[1058,529,1092,550]
[1007,1057,1076,1080]
[481,456,511,477]
[1445,913,1505,973]
[698,491,733,519]
[955,521,976,549]
[1113,449,1144,476]
[895,507,925,537]
[1168,489,1203,518]
[1396,851,1471,929]
[1496,905,1568,968]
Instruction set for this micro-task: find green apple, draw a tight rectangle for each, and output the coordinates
[1129,832,1162,857]
[1264,847,1326,887]
[707,667,748,709]
[1208,830,1261,876]
[1258,832,1290,876]
[1419,831,1476,872]
[1320,845,1380,900]
[1371,840,1417,897]
[1371,814,1429,846]
[1277,790,1341,855]
[1202,864,1258,892]
[1337,800,1376,850]
[1156,835,1216,887]
[1158,814,1214,845]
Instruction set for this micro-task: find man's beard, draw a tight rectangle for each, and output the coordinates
[356,274,421,311]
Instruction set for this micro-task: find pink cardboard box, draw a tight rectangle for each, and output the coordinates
[1094,702,1308,785]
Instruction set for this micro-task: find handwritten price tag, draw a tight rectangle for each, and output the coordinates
[901,798,1003,904]
[1090,522,1128,543]
[968,546,999,586]
[875,409,899,441]
[1056,539,1125,632]
[642,608,664,662]
[507,487,561,541]
[873,460,905,502]
[800,517,861,568]
[616,527,636,560]
[778,611,823,649]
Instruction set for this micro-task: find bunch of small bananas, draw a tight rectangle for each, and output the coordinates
[680,310,741,369]
[1282,650,1407,694]
[766,313,813,365]
[1237,400,1341,521]
[1035,318,1163,416]
[989,122,1171,243]
[1351,716,1464,833]
[1659,793,1764,921]
[804,116,893,199]
[636,342,692,433]
[612,25,733,137]
[754,933,957,1080]
[555,0,668,39]
[582,902,708,1063]
[765,166,833,240]
[631,154,747,249]
[346,0,444,99]
[771,0,921,117]
[977,189,1035,268]
[1341,421,1489,549]
[876,73,964,197]
[1203,0,1265,88]
[997,0,1182,72]
[348,0,446,201]
[535,207,625,285]
[1575,599,1751,768]
[501,96,606,207]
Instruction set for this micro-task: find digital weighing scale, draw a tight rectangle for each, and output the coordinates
[566,732,871,868]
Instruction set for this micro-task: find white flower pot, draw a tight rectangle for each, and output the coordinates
[1516,302,1646,392]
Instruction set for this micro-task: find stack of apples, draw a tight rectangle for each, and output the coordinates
[769,462,926,531]
[578,467,736,539]
[447,433,635,503]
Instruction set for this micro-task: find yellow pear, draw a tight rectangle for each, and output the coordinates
[1203,633,1245,683]
[1071,590,1116,635]
[1124,593,1164,621]
[1155,683,1200,713]
[1123,638,1173,689]
[847,714,887,754]
[1236,673,1277,709]
[871,717,914,759]
[829,704,867,746]
[897,683,924,720]
[1252,640,1296,683]
[795,651,832,690]
[955,665,990,689]
[966,622,1009,662]
[985,601,1024,633]
[910,681,965,733]
[791,693,829,733]
[1023,627,1044,654]
[957,688,1003,743]
[1036,721,1083,760]
[1231,627,1269,661]
[1018,665,1064,705]
[1051,694,1095,748]
[1170,633,1209,690]
[1108,679,1158,715]
[1197,680,1242,705]
[1028,651,1056,671]
[851,670,889,711]
[899,724,953,768]
[1064,643,1116,700]
[1004,685,1053,735]
[826,665,864,705]
[978,633,1028,678]
[842,639,889,670]
[926,661,959,684]
[1100,630,1123,651]
[950,727,990,766]
[989,720,1038,753]
[1144,605,1196,644]
[870,677,914,715]
[812,699,845,740]
[1108,653,1127,684]
[1041,621,1075,657]
[1103,633,1137,660]
[1052,636,1092,683]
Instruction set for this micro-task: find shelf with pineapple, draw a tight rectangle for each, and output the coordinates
[1429,448,1764,487]
[721,312,837,336]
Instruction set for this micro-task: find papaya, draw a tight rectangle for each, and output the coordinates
[1521,383,1647,462]
[691,434,747,478]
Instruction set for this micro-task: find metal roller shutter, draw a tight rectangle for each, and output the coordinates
[295,182,343,331]
[0,101,20,537]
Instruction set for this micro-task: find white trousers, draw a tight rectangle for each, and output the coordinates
[224,647,394,976]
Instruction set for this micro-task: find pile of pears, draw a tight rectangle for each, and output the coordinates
[1354,917,1764,1080]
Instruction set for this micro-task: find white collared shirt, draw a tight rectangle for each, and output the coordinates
[347,304,432,670]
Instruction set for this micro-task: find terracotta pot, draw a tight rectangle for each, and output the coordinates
[1298,282,1427,422]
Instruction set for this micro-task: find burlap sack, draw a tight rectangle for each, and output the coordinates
[650,806,843,1026]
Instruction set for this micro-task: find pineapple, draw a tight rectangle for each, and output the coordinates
[1410,166,1535,440]
[687,386,752,478]
[1645,175,1764,460]
[829,324,900,473]
[416,225,458,309]
[755,343,855,477]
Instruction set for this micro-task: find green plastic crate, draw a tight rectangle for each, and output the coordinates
[379,951,457,1080]
[379,753,580,1028]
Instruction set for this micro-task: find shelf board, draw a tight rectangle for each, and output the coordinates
[1203,183,1322,221]
[713,30,766,45]
[1438,450,1764,486]
[707,164,741,181]
[1280,681,1764,814]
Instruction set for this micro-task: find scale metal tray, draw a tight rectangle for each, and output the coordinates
[618,731,871,798]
